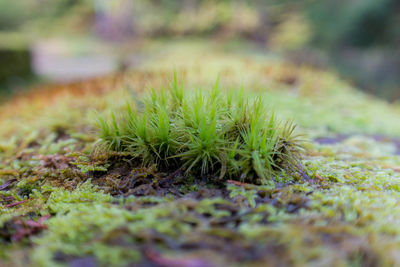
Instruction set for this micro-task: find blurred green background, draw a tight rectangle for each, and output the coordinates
[0,0,399,100]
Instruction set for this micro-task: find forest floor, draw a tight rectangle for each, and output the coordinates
[2,40,400,267]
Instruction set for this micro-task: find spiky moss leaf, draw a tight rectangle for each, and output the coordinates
[96,79,304,183]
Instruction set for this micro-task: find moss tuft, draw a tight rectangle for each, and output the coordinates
[96,77,304,183]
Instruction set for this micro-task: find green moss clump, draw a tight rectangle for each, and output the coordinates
[96,77,303,183]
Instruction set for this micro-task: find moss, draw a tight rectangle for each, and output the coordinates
[70,155,110,174]
[2,40,400,266]
[97,77,304,184]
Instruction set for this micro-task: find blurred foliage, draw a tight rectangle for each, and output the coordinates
[0,48,32,84]
[269,13,311,51]
[0,0,399,99]
[0,0,398,48]
[0,0,92,34]
[299,0,400,100]
[306,0,399,48]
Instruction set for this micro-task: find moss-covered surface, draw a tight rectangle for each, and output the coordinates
[2,40,400,266]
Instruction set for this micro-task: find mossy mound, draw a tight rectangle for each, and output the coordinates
[1,40,400,266]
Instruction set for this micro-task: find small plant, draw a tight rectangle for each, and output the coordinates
[71,155,110,174]
[96,76,304,184]
[228,183,258,208]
